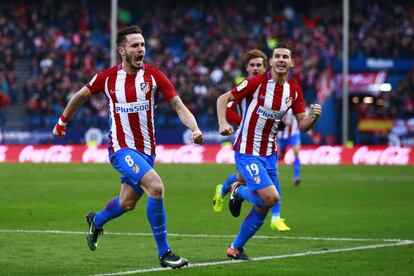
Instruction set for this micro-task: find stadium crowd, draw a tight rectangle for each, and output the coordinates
[1,0,413,144]
[0,16,15,125]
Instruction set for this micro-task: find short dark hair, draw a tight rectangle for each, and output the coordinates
[116,25,142,47]
[244,49,267,66]
[273,43,295,58]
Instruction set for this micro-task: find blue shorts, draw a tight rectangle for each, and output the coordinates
[279,133,300,155]
[279,133,301,147]
[235,152,280,193]
[109,148,155,195]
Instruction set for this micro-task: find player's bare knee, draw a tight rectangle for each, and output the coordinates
[271,194,280,205]
[263,194,279,207]
[150,185,164,198]
[147,180,164,198]
[119,199,136,211]
[141,172,164,198]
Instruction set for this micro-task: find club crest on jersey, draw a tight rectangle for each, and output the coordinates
[236,80,248,92]
[140,82,150,94]
[253,176,261,184]
[132,165,140,174]
[285,97,292,107]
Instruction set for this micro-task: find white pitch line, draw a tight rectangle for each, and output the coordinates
[0,229,406,243]
[89,240,414,276]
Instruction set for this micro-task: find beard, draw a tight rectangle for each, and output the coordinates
[125,53,141,70]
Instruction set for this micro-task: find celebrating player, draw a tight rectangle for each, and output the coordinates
[212,49,291,232]
[52,25,203,269]
[217,43,322,260]
[212,49,267,213]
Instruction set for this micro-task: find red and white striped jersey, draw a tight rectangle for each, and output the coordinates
[279,108,300,139]
[231,72,305,156]
[86,63,177,155]
[226,100,245,126]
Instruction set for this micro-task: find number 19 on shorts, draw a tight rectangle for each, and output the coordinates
[246,163,259,177]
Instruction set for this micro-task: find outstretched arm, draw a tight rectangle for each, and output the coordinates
[52,86,91,137]
[169,95,203,144]
[294,104,322,132]
[217,91,235,136]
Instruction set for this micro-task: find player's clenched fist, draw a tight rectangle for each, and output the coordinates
[52,115,68,137]
[219,123,234,136]
[310,104,322,119]
[192,130,204,144]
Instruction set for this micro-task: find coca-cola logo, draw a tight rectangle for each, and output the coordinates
[284,146,342,165]
[82,146,109,163]
[0,145,7,162]
[156,145,205,163]
[215,145,235,164]
[352,146,410,165]
[19,145,73,163]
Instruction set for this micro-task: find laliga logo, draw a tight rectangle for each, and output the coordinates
[19,145,73,163]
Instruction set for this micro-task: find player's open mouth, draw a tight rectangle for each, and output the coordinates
[136,55,144,62]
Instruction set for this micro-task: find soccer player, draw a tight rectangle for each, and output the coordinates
[217,43,321,260]
[52,26,203,269]
[213,49,291,232]
[278,108,302,186]
[213,49,267,213]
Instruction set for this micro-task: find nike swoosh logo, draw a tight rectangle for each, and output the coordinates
[154,224,166,230]
[165,258,183,265]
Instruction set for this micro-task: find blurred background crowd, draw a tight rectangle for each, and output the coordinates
[0,0,413,145]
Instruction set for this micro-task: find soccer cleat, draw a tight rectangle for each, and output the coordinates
[212,184,224,213]
[229,183,244,217]
[159,250,188,269]
[226,246,250,260]
[270,217,291,232]
[294,178,301,186]
[86,211,103,251]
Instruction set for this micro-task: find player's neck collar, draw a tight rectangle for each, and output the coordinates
[118,63,145,73]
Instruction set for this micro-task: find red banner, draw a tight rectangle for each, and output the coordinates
[0,144,413,165]
[337,71,387,95]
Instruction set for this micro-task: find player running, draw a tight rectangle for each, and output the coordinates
[212,49,290,232]
[212,49,267,214]
[217,43,322,260]
[53,25,203,269]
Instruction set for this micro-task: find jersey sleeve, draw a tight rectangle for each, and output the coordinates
[291,84,306,114]
[226,101,242,126]
[86,72,106,95]
[230,75,263,101]
[152,67,178,102]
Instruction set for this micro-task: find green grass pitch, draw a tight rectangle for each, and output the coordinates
[0,163,413,275]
